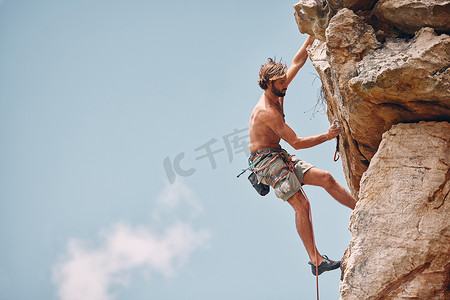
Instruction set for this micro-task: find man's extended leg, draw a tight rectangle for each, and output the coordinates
[302,168,356,209]
[287,191,341,274]
[287,191,322,264]
[287,191,322,265]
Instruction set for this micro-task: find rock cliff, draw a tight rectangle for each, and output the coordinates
[293,0,450,298]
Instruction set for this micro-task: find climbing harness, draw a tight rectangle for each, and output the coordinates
[237,148,285,196]
[238,148,321,300]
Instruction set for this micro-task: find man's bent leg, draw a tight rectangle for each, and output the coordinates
[287,191,323,266]
[302,168,356,209]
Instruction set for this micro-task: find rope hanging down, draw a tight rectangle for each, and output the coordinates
[241,151,321,299]
[285,155,320,300]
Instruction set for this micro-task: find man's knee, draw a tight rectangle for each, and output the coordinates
[321,171,336,189]
[287,192,310,211]
[303,167,336,188]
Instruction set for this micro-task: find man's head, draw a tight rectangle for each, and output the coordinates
[258,58,287,96]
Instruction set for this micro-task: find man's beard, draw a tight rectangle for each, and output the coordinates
[271,85,287,97]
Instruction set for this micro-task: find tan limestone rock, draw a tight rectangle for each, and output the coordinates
[349,27,450,120]
[327,0,378,10]
[305,9,450,193]
[294,0,335,41]
[293,1,450,298]
[340,122,450,300]
[307,8,382,194]
[373,0,450,35]
[293,0,378,41]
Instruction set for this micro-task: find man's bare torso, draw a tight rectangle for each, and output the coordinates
[249,93,285,153]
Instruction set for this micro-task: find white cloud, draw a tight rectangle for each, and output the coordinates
[152,180,204,220]
[52,181,211,300]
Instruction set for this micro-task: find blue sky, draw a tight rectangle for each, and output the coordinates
[0,1,353,299]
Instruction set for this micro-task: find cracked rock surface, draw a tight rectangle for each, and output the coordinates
[293,0,450,298]
[340,122,450,299]
[296,4,450,194]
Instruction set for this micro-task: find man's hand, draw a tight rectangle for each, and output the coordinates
[327,123,341,140]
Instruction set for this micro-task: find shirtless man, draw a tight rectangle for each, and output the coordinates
[248,35,357,276]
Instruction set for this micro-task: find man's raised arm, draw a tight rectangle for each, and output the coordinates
[285,35,315,85]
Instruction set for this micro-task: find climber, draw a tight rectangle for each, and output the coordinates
[248,35,357,276]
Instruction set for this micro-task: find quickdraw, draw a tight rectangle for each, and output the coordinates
[332,120,341,162]
[334,135,340,162]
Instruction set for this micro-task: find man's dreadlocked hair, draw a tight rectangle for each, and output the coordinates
[258,58,287,90]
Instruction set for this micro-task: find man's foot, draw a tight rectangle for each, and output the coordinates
[308,255,341,276]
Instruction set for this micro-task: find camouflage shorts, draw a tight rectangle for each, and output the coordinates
[251,149,314,201]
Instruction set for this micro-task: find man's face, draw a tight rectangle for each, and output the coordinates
[270,76,288,97]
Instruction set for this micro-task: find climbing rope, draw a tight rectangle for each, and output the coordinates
[285,154,320,300]
[246,149,331,299]
[300,185,320,300]
[247,150,320,299]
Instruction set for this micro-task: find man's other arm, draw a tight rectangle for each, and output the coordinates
[285,35,315,85]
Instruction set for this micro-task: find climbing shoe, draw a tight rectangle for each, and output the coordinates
[308,255,341,276]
